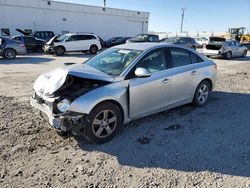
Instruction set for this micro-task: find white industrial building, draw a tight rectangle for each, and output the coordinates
[0,0,149,39]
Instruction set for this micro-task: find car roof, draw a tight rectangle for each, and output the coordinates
[112,42,187,51]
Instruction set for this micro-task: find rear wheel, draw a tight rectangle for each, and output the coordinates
[55,46,65,56]
[224,51,232,60]
[89,45,98,54]
[242,50,247,57]
[191,46,196,50]
[3,48,16,59]
[85,102,122,144]
[192,80,211,107]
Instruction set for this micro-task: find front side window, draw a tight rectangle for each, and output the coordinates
[85,48,142,77]
[57,34,68,42]
[136,49,166,73]
[1,28,10,36]
[66,35,80,42]
[170,47,192,68]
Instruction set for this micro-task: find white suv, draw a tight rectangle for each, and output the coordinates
[53,33,102,56]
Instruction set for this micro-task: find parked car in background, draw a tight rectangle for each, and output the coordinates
[0,36,26,59]
[203,38,248,59]
[161,37,200,50]
[47,33,102,56]
[201,36,209,45]
[194,37,209,47]
[12,36,46,52]
[105,37,121,47]
[105,37,131,47]
[16,29,55,42]
[31,43,217,143]
[126,34,159,43]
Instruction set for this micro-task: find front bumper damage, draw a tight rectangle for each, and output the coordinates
[30,95,85,134]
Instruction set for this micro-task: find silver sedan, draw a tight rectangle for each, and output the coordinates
[31,43,217,143]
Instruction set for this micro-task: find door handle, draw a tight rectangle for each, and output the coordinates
[191,70,197,75]
[162,78,169,83]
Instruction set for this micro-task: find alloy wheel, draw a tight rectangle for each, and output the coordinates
[197,84,209,104]
[92,110,117,138]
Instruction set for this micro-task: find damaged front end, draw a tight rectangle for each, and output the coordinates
[30,66,112,134]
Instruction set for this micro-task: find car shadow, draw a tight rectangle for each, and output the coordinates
[75,91,250,177]
[0,56,54,65]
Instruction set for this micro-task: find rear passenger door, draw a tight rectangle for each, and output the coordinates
[79,35,96,50]
[166,47,203,105]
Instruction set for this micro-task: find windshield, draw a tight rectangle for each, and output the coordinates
[201,37,208,41]
[56,34,68,42]
[164,37,180,43]
[85,48,142,77]
[134,34,149,41]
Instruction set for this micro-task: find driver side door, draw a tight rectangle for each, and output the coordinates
[128,48,171,119]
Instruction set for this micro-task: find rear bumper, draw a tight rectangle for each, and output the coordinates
[203,49,222,56]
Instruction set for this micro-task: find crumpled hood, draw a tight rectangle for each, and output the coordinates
[33,64,114,96]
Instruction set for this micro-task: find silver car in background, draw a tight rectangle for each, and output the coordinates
[203,37,248,59]
[31,43,217,143]
[0,37,26,59]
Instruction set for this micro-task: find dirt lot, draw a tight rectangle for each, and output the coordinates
[0,53,250,188]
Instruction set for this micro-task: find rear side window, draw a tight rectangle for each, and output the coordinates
[190,52,204,63]
[169,48,192,68]
[79,35,96,40]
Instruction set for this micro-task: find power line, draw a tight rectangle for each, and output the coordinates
[180,8,185,33]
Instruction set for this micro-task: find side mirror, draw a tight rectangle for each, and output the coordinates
[135,67,151,78]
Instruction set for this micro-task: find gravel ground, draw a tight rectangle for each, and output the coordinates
[0,53,250,188]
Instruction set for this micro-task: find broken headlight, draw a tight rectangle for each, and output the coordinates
[57,99,71,113]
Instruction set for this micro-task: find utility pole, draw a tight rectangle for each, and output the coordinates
[104,0,106,7]
[180,8,185,33]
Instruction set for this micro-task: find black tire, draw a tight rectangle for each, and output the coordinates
[55,46,65,56]
[192,80,211,107]
[85,102,122,144]
[3,48,16,59]
[89,45,98,54]
[224,51,232,60]
[242,50,247,57]
[191,46,196,50]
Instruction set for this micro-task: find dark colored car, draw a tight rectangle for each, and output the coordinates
[161,37,199,50]
[104,37,121,47]
[12,36,46,52]
[126,34,159,43]
[109,37,131,47]
[0,37,26,59]
[16,29,55,42]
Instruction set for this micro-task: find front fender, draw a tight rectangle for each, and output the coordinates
[68,81,130,123]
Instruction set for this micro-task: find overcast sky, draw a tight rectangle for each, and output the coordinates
[56,0,250,34]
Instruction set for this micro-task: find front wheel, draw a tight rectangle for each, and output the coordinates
[85,102,122,144]
[3,48,16,59]
[55,46,65,56]
[192,80,211,107]
[242,50,247,57]
[224,51,232,60]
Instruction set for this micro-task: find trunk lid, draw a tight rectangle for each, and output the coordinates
[206,37,226,50]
